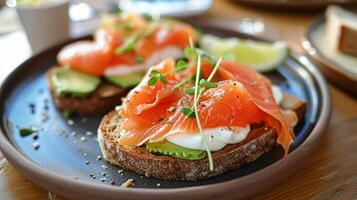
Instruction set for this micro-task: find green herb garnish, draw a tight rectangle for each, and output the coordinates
[171,76,192,91]
[175,60,189,72]
[63,110,73,118]
[180,55,223,171]
[19,127,36,137]
[184,47,196,58]
[148,70,167,86]
[148,76,158,86]
[184,37,216,63]
[182,106,196,118]
[185,87,196,95]
[199,79,217,89]
[115,37,137,55]
[192,55,214,171]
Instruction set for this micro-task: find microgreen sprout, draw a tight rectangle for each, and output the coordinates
[115,37,137,55]
[199,79,217,89]
[171,76,192,91]
[193,55,214,171]
[181,56,223,171]
[148,70,167,86]
[175,59,189,72]
[182,106,195,118]
[185,87,196,95]
[183,37,216,63]
[19,126,37,137]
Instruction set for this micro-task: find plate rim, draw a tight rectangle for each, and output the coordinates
[0,25,331,200]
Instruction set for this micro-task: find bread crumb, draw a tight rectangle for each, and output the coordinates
[121,179,134,188]
[68,120,74,125]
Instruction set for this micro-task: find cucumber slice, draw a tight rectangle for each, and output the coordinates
[200,34,289,72]
[146,140,206,160]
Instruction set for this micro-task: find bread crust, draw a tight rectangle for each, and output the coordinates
[48,68,128,115]
[98,94,306,181]
[339,25,357,57]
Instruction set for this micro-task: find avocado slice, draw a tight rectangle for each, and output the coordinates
[105,72,144,88]
[146,140,206,160]
[51,67,101,97]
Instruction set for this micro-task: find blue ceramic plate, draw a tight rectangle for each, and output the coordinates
[0,22,331,200]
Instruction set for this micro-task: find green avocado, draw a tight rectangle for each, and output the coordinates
[51,67,101,97]
[105,73,144,88]
[146,140,206,160]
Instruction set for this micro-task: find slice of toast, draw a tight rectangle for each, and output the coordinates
[326,6,357,57]
[98,93,306,180]
[48,68,129,115]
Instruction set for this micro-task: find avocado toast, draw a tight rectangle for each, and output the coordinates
[48,12,198,115]
[98,48,306,180]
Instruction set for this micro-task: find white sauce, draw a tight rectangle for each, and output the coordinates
[272,85,283,104]
[166,126,250,151]
[104,46,183,76]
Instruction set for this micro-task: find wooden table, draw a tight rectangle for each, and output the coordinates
[1,0,357,199]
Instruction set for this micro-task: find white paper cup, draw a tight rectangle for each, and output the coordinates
[13,0,70,54]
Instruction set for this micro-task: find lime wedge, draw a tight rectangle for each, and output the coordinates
[200,34,289,72]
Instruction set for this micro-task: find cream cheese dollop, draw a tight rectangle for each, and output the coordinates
[104,46,183,76]
[166,126,250,152]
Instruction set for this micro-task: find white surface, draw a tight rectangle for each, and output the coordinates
[311,23,357,80]
[0,31,31,83]
[0,7,22,34]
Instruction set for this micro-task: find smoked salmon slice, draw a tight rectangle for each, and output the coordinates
[217,61,295,153]
[57,14,198,76]
[118,58,295,153]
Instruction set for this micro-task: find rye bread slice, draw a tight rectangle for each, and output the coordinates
[98,94,306,181]
[48,67,129,115]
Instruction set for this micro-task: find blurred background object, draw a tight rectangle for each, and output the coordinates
[303,5,357,97]
[69,0,96,21]
[118,0,212,17]
[233,0,357,11]
[6,0,70,53]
